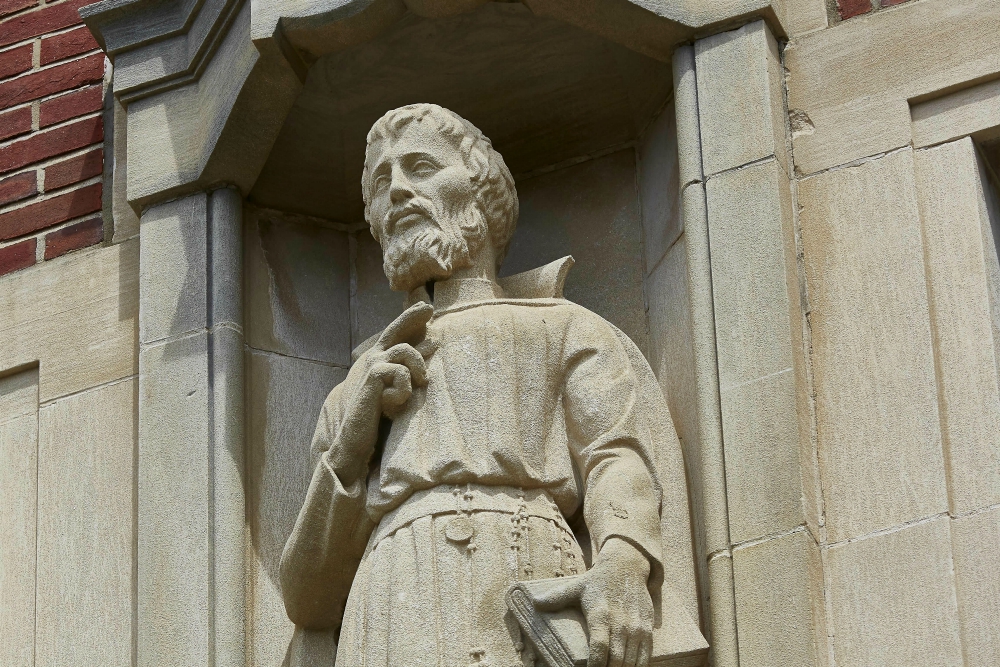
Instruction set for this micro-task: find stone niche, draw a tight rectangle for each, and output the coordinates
[242,3,687,663]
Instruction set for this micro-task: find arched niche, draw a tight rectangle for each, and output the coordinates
[240,6,691,663]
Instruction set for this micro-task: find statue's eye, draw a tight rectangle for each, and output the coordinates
[373,174,390,193]
[411,160,438,177]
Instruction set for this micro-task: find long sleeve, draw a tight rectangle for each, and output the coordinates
[279,384,377,630]
[562,315,664,586]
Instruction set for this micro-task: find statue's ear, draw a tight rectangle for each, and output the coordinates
[498,256,574,299]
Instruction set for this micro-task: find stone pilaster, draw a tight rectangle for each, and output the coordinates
[137,187,245,667]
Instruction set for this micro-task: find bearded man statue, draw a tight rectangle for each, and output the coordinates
[280,104,703,667]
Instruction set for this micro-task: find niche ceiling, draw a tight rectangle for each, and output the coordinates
[249,2,674,224]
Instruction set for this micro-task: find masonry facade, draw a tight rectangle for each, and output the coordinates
[0,1,998,667]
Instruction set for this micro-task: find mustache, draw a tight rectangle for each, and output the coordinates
[385,199,436,233]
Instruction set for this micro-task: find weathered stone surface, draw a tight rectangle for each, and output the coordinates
[704,158,802,542]
[722,369,802,544]
[504,148,650,356]
[250,3,673,224]
[799,149,947,542]
[0,240,138,403]
[785,0,1000,175]
[0,368,38,667]
[911,77,1000,149]
[639,99,682,274]
[707,158,795,389]
[247,350,345,667]
[245,208,352,366]
[125,3,258,205]
[351,230,403,348]
[784,0,827,36]
[827,517,963,667]
[695,21,787,177]
[35,379,134,667]
[951,507,1000,667]
[139,193,207,344]
[733,530,822,667]
[137,333,210,667]
[645,236,707,620]
[914,139,1000,515]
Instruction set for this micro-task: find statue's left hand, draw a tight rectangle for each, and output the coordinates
[533,537,653,667]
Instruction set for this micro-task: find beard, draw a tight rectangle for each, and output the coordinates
[381,198,486,293]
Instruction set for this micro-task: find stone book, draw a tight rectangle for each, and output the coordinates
[507,577,708,667]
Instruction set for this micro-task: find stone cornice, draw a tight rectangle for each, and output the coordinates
[81,0,243,102]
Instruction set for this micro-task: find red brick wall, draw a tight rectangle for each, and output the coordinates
[834,0,913,22]
[0,0,105,278]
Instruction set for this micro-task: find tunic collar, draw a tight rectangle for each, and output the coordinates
[430,277,504,310]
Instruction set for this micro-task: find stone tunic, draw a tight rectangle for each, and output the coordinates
[280,275,664,664]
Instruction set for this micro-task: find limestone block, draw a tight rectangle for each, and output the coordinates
[722,370,802,543]
[672,45,702,190]
[140,193,208,344]
[798,149,947,542]
[784,0,826,37]
[126,3,259,205]
[785,0,1000,175]
[504,149,649,357]
[826,517,963,667]
[706,158,795,389]
[913,139,1000,515]
[247,350,346,666]
[639,99,682,273]
[911,77,1000,149]
[0,241,138,403]
[951,507,1000,667]
[0,368,38,667]
[695,21,787,177]
[111,95,140,243]
[646,238,698,475]
[733,530,822,667]
[0,366,38,420]
[645,237,707,617]
[351,231,404,347]
[245,209,352,366]
[35,379,134,667]
[210,187,244,331]
[137,333,210,667]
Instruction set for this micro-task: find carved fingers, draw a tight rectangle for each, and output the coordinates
[368,302,435,418]
[377,302,434,351]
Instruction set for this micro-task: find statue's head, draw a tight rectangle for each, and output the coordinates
[362,104,518,292]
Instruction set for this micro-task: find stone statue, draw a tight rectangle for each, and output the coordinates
[280,104,703,667]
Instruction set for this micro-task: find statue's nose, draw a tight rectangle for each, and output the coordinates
[389,165,415,204]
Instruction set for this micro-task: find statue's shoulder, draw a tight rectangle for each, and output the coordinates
[497,255,575,300]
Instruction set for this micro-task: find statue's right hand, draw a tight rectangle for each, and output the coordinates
[328,302,434,483]
[365,302,434,416]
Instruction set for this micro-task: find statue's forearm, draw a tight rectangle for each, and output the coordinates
[280,455,373,629]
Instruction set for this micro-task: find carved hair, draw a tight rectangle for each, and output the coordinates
[362,103,519,269]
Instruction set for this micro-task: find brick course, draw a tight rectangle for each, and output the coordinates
[0,43,33,80]
[0,0,92,49]
[0,236,35,276]
[39,83,101,126]
[43,214,100,258]
[0,0,105,277]
[44,146,101,190]
[40,25,99,65]
[0,181,101,241]
[0,0,36,20]
[0,51,103,110]
[0,115,103,174]
[0,105,32,141]
[0,171,36,205]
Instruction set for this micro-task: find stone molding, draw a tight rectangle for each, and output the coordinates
[79,0,791,209]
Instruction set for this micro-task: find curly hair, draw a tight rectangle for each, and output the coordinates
[362,104,519,270]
